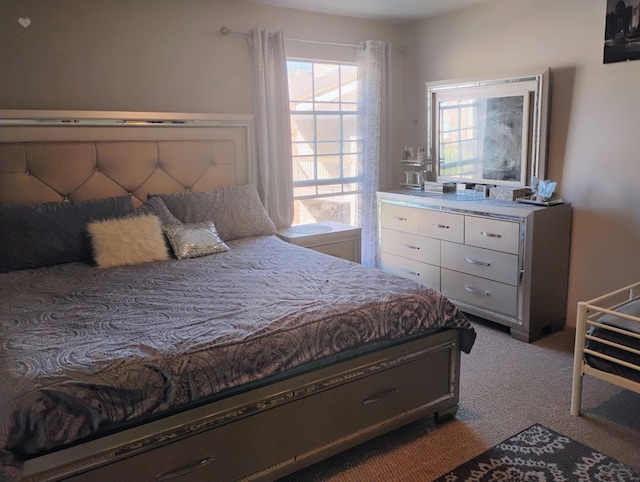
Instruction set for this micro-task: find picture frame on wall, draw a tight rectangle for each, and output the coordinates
[604,0,640,64]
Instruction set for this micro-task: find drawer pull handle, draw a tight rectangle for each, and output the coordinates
[362,387,399,406]
[464,285,490,296]
[404,269,420,277]
[393,216,408,221]
[434,223,450,229]
[464,257,490,267]
[401,243,420,250]
[156,456,216,481]
[480,231,502,238]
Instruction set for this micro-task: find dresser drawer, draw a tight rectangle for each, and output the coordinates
[419,210,464,243]
[464,216,520,254]
[380,252,440,290]
[379,203,420,234]
[441,241,519,286]
[381,228,440,265]
[441,269,517,317]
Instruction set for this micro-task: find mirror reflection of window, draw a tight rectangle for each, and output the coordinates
[439,99,480,180]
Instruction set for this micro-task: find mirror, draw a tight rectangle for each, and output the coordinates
[426,69,549,188]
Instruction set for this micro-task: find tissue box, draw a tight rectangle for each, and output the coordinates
[489,186,532,201]
[422,181,456,193]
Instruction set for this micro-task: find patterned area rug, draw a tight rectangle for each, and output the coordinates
[435,424,640,481]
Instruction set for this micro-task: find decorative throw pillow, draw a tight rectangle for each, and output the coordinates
[153,184,277,242]
[88,215,169,268]
[0,196,134,273]
[163,222,230,259]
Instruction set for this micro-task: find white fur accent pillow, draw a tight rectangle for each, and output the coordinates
[88,215,169,268]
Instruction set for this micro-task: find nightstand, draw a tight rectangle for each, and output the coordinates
[276,222,361,263]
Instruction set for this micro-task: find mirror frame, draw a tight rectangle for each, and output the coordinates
[426,68,550,188]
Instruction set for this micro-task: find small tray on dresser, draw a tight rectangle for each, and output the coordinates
[517,196,565,206]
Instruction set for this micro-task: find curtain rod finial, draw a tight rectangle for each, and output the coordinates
[219,26,231,37]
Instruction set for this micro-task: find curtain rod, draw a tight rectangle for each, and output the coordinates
[219,26,364,49]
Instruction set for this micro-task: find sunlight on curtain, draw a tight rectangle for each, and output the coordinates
[248,28,294,228]
[357,40,391,267]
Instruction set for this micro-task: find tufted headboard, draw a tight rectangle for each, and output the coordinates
[0,110,254,207]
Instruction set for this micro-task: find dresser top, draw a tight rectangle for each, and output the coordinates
[377,189,570,218]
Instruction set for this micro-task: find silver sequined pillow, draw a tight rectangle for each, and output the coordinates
[163,222,230,260]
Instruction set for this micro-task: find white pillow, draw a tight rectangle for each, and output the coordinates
[88,215,169,268]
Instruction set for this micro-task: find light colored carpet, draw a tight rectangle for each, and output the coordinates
[283,317,640,481]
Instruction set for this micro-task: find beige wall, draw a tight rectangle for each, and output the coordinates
[0,0,408,188]
[2,0,639,328]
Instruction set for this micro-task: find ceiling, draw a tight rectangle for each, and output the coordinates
[241,0,497,22]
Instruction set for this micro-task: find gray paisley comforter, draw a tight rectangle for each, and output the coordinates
[0,235,474,479]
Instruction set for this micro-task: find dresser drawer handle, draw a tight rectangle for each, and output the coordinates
[434,223,450,229]
[156,456,216,481]
[401,243,420,250]
[362,387,399,406]
[464,285,490,296]
[404,269,420,277]
[480,231,502,238]
[464,257,491,267]
[393,215,408,221]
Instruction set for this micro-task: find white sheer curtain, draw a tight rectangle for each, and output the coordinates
[357,41,392,267]
[247,28,294,228]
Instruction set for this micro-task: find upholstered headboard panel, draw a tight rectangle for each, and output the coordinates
[0,111,254,207]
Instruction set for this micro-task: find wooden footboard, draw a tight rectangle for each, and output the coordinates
[22,330,461,482]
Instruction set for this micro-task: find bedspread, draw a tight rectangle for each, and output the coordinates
[0,235,474,478]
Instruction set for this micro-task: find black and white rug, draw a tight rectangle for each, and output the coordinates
[435,424,640,481]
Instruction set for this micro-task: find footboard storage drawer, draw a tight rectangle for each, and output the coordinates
[68,403,303,482]
[63,334,458,482]
[292,341,454,453]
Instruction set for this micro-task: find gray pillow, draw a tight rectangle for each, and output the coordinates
[0,196,134,272]
[131,196,181,226]
[153,184,276,242]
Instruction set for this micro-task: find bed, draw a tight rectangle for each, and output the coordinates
[0,110,476,482]
[571,281,640,416]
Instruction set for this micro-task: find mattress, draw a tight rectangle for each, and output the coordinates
[0,235,475,477]
[585,297,640,383]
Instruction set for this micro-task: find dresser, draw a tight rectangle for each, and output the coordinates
[377,190,572,342]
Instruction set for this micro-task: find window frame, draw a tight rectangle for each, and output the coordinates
[287,59,361,221]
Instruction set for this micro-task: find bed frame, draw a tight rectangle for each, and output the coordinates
[0,110,463,482]
[571,281,640,416]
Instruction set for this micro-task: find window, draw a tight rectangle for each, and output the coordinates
[287,60,360,226]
